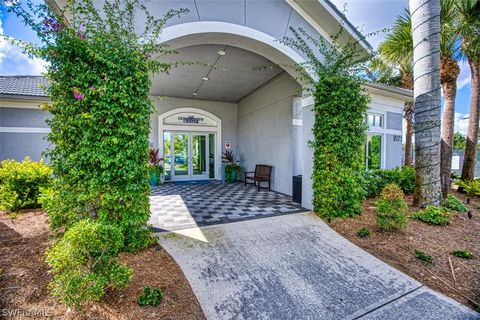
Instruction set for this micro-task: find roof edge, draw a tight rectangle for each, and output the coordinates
[364,82,413,102]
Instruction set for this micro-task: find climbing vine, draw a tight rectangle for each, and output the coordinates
[283,28,371,219]
[6,0,186,306]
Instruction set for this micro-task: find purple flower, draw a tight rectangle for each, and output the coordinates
[73,90,84,100]
[43,18,64,33]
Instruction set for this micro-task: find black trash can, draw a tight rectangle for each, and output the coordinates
[292,175,302,204]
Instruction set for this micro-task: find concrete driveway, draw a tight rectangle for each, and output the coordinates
[158,212,479,320]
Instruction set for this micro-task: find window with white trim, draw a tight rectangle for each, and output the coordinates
[367,113,383,128]
[365,133,383,170]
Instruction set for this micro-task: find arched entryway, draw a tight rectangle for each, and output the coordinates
[158,108,222,182]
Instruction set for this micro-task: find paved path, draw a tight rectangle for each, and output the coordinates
[158,212,479,320]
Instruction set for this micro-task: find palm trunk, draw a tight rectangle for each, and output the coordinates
[440,80,457,197]
[410,0,442,207]
[404,102,413,166]
[461,60,480,181]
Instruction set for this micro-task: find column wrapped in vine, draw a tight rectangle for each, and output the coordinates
[283,28,371,219]
[6,0,185,307]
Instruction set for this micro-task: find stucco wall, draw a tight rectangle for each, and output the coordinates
[237,74,301,195]
[0,101,51,162]
[0,132,50,162]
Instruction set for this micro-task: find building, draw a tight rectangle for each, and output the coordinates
[0,0,412,210]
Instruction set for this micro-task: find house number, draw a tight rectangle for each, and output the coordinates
[393,135,402,142]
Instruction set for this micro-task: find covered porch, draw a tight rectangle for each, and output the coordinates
[148,40,307,202]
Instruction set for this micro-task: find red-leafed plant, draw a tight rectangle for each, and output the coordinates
[149,148,163,166]
[221,150,235,163]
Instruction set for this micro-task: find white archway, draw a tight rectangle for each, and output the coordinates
[158,21,311,85]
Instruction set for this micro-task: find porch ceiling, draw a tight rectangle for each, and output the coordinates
[150,44,284,102]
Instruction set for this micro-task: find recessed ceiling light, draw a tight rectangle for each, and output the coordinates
[217,50,226,56]
[203,77,209,81]
[192,92,198,96]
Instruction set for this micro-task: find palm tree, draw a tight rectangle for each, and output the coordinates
[439,0,461,197]
[377,10,414,166]
[458,0,480,181]
[409,0,442,206]
[382,1,459,199]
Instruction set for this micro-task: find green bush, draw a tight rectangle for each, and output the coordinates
[224,163,243,183]
[442,195,468,212]
[363,166,415,198]
[451,250,474,259]
[0,158,52,212]
[137,287,164,306]
[415,206,451,224]
[46,220,132,308]
[414,249,433,264]
[412,206,451,226]
[357,227,370,238]
[457,179,480,196]
[375,184,409,231]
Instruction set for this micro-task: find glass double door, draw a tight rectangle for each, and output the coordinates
[163,132,210,181]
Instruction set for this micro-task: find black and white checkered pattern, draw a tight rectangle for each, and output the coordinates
[149,181,307,231]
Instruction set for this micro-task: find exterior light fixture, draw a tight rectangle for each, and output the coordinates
[217,50,226,56]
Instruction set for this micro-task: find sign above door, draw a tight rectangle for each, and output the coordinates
[163,112,218,127]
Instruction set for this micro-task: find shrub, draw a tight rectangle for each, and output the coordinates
[0,158,52,212]
[412,206,451,226]
[137,287,164,306]
[357,227,370,238]
[46,220,132,308]
[363,166,415,198]
[451,250,474,259]
[414,249,433,264]
[457,179,480,196]
[375,184,408,231]
[442,195,468,212]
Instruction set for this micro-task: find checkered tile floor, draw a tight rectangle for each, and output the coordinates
[149,181,308,231]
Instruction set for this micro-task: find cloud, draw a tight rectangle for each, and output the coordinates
[457,63,471,90]
[454,112,470,136]
[0,19,48,75]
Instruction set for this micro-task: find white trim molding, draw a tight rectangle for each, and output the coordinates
[0,127,51,133]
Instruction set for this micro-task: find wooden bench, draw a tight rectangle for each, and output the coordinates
[244,165,272,191]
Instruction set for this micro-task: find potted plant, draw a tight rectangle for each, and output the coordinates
[222,150,243,183]
[149,148,164,186]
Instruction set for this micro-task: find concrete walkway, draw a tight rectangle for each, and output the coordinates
[158,212,480,320]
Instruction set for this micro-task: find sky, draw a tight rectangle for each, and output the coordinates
[0,0,473,134]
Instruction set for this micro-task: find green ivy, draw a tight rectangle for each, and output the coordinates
[283,28,370,219]
[7,0,186,307]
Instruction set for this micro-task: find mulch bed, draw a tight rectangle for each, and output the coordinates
[328,191,480,311]
[0,210,205,320]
